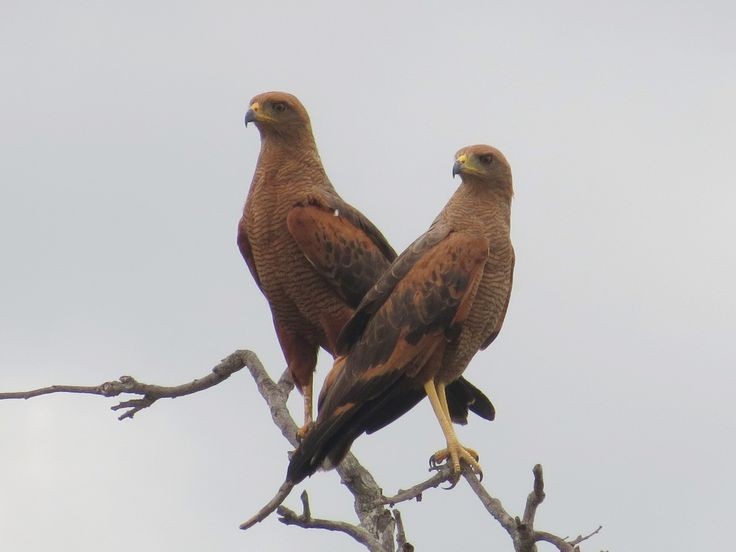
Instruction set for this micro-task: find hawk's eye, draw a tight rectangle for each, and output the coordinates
[272,102,287,113]
[479,154,494,165]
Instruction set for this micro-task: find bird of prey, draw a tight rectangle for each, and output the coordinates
[239,92,495,438]
[288,144,515,483]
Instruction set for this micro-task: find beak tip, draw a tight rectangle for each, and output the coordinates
[244,109,256,127]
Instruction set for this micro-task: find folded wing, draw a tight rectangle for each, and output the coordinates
[287,230,490,483]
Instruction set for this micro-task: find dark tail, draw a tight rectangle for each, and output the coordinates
[287,378,417,484]
[445,377,495,424]
[287,376,494,484]
[360,376,495,434]
[287,411,362,484]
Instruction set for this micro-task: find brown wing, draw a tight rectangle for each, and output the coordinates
[237,215,262,290]
[287,200,396,308]
[288,231,489,483]
[336,221,452,354]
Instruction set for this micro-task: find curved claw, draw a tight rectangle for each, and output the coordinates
[429,443,483,479]
[429,454,440,470]
[441,473,460,490]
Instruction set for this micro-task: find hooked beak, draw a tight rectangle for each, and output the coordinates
[244,108,257,127]
[244,102,261,127]
[452,153,468,177]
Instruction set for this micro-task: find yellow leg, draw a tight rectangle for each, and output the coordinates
[424,380,482,477]
[437,382,450,421]
[435,382,479,462]
[296,381,314,441]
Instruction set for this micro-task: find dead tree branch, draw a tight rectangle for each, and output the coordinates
[380,464,455,506]
[3,349,603,551]
[276,491,381,551]
[239,352,398,550]
[463,465,602,552]
[0,351,250,420]
[392,510,414,552]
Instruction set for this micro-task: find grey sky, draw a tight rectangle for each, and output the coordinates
[1,1,734,550]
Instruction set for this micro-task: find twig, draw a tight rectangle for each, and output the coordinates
[0,350,251,420]
[381,464,454,506]
[299,490,311,520]
[515,463,545,551]
[392,510,414,552]
[276,500,380,551]
[522,464,545,526]
[239,480,295,530]
[569,525,603,546]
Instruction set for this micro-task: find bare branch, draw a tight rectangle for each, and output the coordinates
[0,350,251,420]
[276,501,380,551]
[4,348,602,551]
[0,384,118,400]
[240,352,298,445]
[392,510,414,552]
[568,525,604,546]
[522,464,545,526]
[239,480,295,530]
[299,490,312,520]
[462,464,602,552]
[239,354,396,550]
[534,531,575,551]
[335,455,396,550]
[381,464,454,506]
[462,466,517,535]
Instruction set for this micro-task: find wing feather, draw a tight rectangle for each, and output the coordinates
[336,221,453,354]
[288,232,489,481]
[237,216,262,290]
[287,200,396,308]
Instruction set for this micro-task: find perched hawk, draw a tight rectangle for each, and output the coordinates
[288,145,514,482]
[239,92,495,438]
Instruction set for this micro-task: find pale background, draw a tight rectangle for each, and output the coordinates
[1,1,734,551]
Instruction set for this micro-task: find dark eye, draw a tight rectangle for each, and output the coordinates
[479,154,494,165]
[272,102,287,113]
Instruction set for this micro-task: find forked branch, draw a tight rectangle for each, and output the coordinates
[3,349,603,551]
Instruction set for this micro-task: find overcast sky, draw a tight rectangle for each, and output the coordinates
[2,2,735,551]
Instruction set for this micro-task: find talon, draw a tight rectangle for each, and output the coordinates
[430,443,482,478]
[429,454,439,469]
[429,449,450,466]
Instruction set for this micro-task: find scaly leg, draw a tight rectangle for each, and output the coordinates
[434,381,479,462]
[275,326,317,441]
[437,382,451,420]
[296,380,314,441]
[424,380,482,477]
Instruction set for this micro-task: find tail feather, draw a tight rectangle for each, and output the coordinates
[364,376,495,433]
[446,377,495,424]
[287,378,416,483]
[287,376,495,484]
